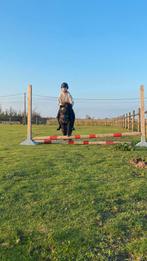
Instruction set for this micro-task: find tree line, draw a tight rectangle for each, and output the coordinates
[0,106,44,124]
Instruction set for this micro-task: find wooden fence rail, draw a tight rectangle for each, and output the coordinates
[112,109,147,133]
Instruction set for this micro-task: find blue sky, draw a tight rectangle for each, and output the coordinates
[0,0,147,101]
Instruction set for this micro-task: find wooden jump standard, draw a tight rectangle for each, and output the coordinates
[21,85,147,147]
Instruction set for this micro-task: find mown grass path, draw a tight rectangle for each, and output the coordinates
[0,125,147,260]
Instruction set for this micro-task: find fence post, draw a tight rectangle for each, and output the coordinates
[128,112,131,130]
[121,116,124,128]
[136,85,147,147]
[21,84,36,145]
[23,92,27,125]
[132,110,135,132]
[138,107,141,132]
[122,115,124,128]
[125,113,127,129]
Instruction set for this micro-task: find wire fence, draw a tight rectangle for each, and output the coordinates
[32,94,142,118]
[0,92,146,128]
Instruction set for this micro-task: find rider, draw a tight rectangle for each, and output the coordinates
[57,82,75,130]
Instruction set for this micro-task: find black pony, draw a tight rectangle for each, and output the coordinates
[57,103,75,136]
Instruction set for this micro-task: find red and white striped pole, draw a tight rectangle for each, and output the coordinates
[35,140,131,145]
[33,131,140,141]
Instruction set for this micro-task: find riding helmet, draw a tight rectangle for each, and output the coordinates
[61,82,69,89]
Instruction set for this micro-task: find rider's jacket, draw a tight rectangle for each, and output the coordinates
[58,90,74,106]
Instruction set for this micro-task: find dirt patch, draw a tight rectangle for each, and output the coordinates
[130,158,147,169]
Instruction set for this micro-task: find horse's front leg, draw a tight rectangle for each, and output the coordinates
[67,122,73,136]
[61,123,67,136]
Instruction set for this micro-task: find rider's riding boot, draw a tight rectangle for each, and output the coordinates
[57,125,61,130]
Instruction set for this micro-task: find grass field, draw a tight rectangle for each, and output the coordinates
[0,124,147,261]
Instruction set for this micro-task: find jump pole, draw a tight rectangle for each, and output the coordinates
[35,140,131,145]
[136,85,147,147]
[21,84,36,145]
[33,132,141,141]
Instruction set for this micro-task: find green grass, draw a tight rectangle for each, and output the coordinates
[0,124,147,261]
